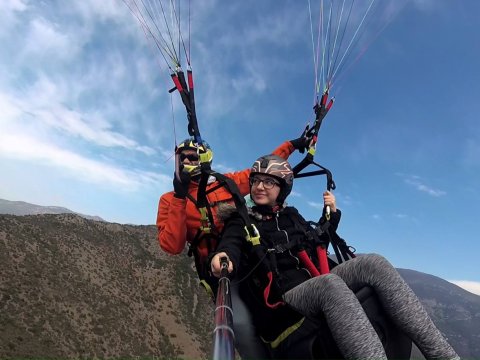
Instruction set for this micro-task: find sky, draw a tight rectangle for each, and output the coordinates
[0,0,479,294]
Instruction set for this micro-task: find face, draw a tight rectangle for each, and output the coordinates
[250,175,281,207]
[180,149,199,166]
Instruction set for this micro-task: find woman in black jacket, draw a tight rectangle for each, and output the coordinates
[210,154,458,360]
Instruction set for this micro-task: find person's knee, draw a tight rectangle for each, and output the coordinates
[363,253,393,271]
[320,273,346,293]
[287,273,349,311]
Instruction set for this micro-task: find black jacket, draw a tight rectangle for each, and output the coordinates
[216,205,341,342]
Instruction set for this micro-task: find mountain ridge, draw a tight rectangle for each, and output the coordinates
[0,198,104,222]
[0,207,479,358]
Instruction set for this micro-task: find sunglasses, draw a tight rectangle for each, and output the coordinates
[180,153,199,162]
[249,176,280,189]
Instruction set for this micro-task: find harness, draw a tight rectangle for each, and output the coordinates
[183,169,261,297]
[244,207,355,310]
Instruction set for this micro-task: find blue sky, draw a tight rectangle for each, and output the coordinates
[1,0,479,294]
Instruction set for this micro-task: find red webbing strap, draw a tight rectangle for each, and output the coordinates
[187,70,194,90]
[297,250,320,277]
[316,246,330,274]
[263,272,285,309]
[171,74,184,92]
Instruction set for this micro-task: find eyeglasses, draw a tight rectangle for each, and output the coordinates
[249,176,280,189]
[180,153,199,162]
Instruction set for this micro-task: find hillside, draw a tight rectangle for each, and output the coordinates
[0,213,479,359]
[398,268,480,357]
[0,214,213,359]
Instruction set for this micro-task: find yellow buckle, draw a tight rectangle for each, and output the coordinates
[245,224,260,246]
[199,207,211,233]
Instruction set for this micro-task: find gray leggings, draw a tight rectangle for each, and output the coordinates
[283,254,459,360]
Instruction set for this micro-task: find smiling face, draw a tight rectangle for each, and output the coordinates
[180,149,199,166]
[250,174,281,207]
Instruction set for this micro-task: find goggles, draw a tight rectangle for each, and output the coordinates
[180,153,199,162]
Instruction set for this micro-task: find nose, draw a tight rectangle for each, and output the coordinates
[256,180,266,189]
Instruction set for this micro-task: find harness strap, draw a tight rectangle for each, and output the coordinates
[263,271,285,309]
[262,317,306,349]
[317,246,330,274]
[171,70,202,141]
[329,230,356,263]
[200,279,214,299]
[290,211,330,275]
[292,91,334,177]
[298,250,321,277]
[189,167,262,293]
[200,169,261,246]
[315,217,356,264]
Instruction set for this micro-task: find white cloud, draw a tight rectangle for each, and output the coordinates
[289,190,301,198]
[308,201,324,210]
[402,175,446,197]
[0,0,27,37]
[448,280,480,296]
[34,105,154,154]
[1,75,155,155]
[4,0,27,11]
[23,18,76,60]
[0,92,22,120]
[74,0,129,22]
[0,132,166,192]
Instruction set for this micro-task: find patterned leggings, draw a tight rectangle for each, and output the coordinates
[283,254,459,360]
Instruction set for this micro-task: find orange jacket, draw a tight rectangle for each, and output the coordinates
[156,141,295,259]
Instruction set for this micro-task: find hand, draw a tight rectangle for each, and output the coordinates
[210,252,233,278]
[290,128,313,154]
[173,170,191,199]
[323,191,337,213]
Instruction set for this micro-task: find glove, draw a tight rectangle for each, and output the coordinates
[289,136,311,154]
[290,125,314,153]
[173,170,191,199]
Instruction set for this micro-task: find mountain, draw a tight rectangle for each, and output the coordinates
[0,213,479,358]
[0,198,104,221]
[0,213,212,359]
[397,268,480,357]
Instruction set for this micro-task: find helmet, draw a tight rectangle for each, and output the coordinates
[175,138,213,177]
[250,154,293,205]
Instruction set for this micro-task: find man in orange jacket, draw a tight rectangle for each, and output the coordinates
[156,135,310,359]
[157,137,310,263]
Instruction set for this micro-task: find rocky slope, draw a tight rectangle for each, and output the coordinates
[0,214,213,359]
[0,213,479,359]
